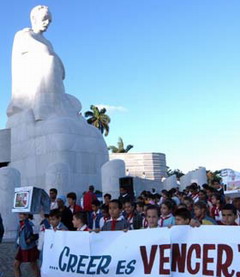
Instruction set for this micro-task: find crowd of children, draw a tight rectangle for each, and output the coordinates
[11,182,240,276]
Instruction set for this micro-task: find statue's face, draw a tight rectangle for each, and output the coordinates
[32,9,52,33]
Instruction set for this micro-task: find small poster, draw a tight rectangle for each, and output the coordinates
[12,186,33,212]
[12,186,50,214]
[14,191,29,208]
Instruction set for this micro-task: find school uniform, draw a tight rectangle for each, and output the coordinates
[89,210,102,230]
[77,224,90,231]
[15,219,39,263]
[158,214,175,227]
[68,204,82,214]
[124,212,143,230]
[101,216,129,231]
[51,222,68,231]
[142,216,148,228]
[99,216,110,229]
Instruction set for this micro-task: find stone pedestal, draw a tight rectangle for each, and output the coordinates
[0,167,20,240]
[7,110,109,196]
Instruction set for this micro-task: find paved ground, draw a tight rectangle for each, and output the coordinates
[0,242,35,277]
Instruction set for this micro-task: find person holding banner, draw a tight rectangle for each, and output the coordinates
[145,205,159,228]
[72,211,90,231]
[102,200,129,231]
[49,209,68,231]
[159,200,175,227]
[174,208,192,225]
[219,204,238,226]
[193,200,217,225]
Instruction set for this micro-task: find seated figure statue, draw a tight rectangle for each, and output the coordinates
[7,5,81,120]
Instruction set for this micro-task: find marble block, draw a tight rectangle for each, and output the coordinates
[179,167,207,190]
[101,159,126,199]
[0,167,20,240]
[0,129,11,163]
[163,174,178,190]
[8,114,109,194]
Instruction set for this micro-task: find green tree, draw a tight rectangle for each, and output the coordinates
[207,170,222,185]
[84,105,110,136]
[167,168,185,179]
[108,137,133,153]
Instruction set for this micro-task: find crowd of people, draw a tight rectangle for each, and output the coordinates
[2,181,240,277]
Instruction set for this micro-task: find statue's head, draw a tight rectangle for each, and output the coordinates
[30,5,52,34]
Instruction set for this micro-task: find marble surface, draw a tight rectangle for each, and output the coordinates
[163,174,178,190]
[7,5,81,121]
[5,5,109,196]
[0,129,11,163]
[0,167,20,239]
[179,167,207,190]
[101,159,126,199]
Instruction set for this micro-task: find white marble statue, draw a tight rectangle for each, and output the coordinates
[7,5,81,120]
[5,5,109,197]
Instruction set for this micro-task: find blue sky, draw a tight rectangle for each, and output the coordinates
[1,0,240,173]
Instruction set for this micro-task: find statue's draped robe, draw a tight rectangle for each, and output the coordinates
[7,28,81,120]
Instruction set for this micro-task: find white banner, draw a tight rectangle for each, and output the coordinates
[42,226,240,277]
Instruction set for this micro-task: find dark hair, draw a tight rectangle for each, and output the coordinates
[110,199,122,209]
[73,211,87,225]
[123,200,135,207]
[136,201,144,208]
[146,205,160,217]
[101,205,109,213]
[104,193,111,199]
[92,199,101,207]
[175,208,192,221]
[222,204,237,215]
[194,200,208,211]
[189,183,198,191]
[50,188,58,194]
[49,209,61,219]
[206,186,216,193]
[67,192,77,201]
[28,214,34,220]
[162,190,170,198]
[161,200,174,211]
[212,193,225,206]
[183,196,194,204]
[89,185,94,192]
[202,184,209,190]
[178,203,188,209]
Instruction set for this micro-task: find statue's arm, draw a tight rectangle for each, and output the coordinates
[55,53,65,80]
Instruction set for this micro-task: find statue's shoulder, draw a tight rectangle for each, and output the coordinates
[14,28,33,39]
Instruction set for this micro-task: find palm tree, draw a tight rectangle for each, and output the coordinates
[167,168,185,179]
[108,137,133,153]
[84,105,110,136]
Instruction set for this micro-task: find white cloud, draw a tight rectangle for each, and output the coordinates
[95,104,127,113]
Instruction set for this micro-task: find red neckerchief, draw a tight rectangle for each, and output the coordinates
[159,214,172,227]
[127,213,134,222]
[19,220,25,231]
[192,193,199,201]
[143,217,148,228]
[214,207,220,217]
[111,219,117,230]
